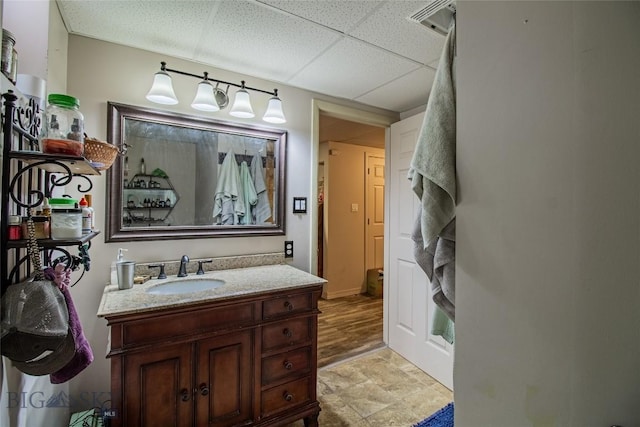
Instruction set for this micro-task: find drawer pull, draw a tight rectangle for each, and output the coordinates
[180,388,190,402]
[199,383,210,396]
[283,360,293,370]
[284,301,294,311]
[283,391,293,402]
[282,328,293,338]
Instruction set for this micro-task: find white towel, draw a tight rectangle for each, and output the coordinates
[213,149,245,224]
[238,161,258,224]
[408,20,457,246]
[250,155,272,223]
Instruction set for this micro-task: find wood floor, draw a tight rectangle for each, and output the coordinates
[317,293,384,367]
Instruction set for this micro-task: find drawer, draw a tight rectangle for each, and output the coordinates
[262,293,312,319]
[121,302,256,347]
[261,377,311,417]
[261,317,312,352]
[262,347,311,385]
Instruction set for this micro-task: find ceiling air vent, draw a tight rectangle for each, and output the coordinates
[408,0,456,36]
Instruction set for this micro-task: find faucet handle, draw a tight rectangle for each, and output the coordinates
[149,263,167,279]
[197,259,213,275]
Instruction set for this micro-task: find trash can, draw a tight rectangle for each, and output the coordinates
[366,268,383,297]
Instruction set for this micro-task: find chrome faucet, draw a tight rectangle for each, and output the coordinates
[177,255,189,277]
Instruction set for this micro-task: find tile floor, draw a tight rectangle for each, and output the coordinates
[288,347,453,426]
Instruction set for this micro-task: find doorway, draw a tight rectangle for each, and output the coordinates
[311,100,396,364]
[317,114,385,297]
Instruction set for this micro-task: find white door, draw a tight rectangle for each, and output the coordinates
[386,112,454,390]
[366,155,385,270]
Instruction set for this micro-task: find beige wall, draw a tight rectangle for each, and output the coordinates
[323,141,384,298]
[456,2,640,425]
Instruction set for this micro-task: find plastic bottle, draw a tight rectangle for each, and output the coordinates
[41,198,51,218]
[85,194,95,230]
[80,197,91,235]
[8,215,22,240]
[110,248,128,286]
[140,157,146,175]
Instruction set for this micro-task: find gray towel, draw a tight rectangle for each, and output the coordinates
[408,20,456,246]
[412,212,456,322]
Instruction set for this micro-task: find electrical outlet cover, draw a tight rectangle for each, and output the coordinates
[284,241,294,258]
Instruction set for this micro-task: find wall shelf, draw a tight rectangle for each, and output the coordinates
[10,150,101,175]
[5,231,101,249]
[1,90,100,291]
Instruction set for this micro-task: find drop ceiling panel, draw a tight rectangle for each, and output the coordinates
[57,0,212,59]
[356,66,436,112]
[194,0,341,82]
[289,38,420,100]
[257,0,384,33]
[350,0,446,65]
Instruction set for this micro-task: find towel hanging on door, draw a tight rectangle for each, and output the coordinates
[409,20,457,336]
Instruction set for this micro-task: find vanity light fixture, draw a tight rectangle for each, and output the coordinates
[146,61,286,123]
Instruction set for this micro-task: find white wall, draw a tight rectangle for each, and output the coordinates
[456,2,640,426]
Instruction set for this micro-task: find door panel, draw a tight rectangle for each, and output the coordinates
[196,330,253,427]
[124,344,193,427]
[367,155,386,271]
[387,112,454,390]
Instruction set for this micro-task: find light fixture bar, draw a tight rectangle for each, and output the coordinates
[148,61,286,123]
[160,62,278,97]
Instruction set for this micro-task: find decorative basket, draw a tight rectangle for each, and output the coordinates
[84,137,119,171]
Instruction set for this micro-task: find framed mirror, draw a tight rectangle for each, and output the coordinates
[106,102,286,242]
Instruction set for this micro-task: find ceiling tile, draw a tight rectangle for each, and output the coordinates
[288,38,419,100]
[57,0,213,59]
[355,66,436,112]
[350,0,445,65]
[257,0,384,33]
[194,0,341,82]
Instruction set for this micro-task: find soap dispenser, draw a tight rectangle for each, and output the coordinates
[110,248,128,285]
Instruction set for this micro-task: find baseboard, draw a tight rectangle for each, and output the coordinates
[324,286,363,299]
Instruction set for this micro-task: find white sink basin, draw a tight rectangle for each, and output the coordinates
[146,278,225,295]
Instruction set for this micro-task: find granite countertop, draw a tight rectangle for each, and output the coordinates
[97,264,326,318]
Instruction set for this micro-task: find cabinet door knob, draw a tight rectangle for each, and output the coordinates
[199,383,210,396]
[282,328,293,338]
[180,388,190,402]
[284,301,294,311]
[283,391,293,402]
[283,360,293,370]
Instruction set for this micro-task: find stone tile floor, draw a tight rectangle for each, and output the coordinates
[287,347,453,426]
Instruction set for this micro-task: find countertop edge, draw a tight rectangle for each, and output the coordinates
[97,264,327,318]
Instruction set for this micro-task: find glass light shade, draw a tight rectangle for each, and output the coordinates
[262,96,286,124]
[191,81,220,112]
[229,89,255,118]
[145,71,178,105]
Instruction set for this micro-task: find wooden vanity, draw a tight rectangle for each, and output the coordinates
[98,264,324,427]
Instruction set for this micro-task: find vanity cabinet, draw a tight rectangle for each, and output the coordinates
[105,284,322,427]
[123,331,252,427]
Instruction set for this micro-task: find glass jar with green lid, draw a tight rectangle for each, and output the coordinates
[41,93,85,156]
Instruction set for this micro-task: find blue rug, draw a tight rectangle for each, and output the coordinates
[413,402,454,427]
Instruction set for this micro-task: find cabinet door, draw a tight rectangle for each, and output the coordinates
[123,344,193,427]
[195,330,253,426]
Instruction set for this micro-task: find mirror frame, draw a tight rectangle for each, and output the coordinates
[105,102,287,242]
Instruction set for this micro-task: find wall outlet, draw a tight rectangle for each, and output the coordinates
[284,241,294,258]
